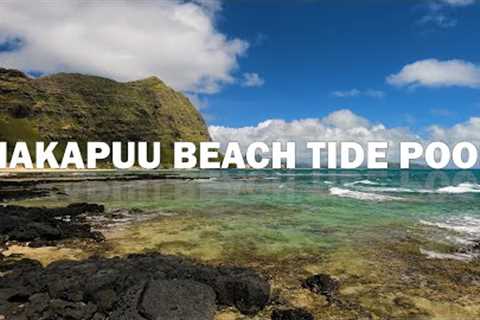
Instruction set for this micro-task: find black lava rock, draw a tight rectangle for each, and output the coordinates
[139,280,216,320]
[272,308,315,320]
[0,203,105,244]
[0,253,271,319]
[302,274,339,302]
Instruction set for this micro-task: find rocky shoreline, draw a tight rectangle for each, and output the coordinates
[0,203,105,246]
[0,202,269,320]
[0,253,271,320]
[0,200,327,320]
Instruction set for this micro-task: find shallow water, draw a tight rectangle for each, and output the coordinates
[8,169,480,319]
[15,169,480,257]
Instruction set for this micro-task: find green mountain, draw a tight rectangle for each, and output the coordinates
[0,68,210,167]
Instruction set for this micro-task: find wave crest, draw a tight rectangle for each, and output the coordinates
[329,187,403,201]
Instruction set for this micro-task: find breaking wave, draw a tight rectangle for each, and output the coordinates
[419,216,480,261]
[344,179,382,187]
[420,216,480,238]
[329,187,403,201]
[436,183,480,194]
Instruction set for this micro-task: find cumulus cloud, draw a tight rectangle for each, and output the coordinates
[241,72,265,87]
[0,0,249,94]
[429,117,480,145]
[332,89,385,99]
[210,109,480,165]
[209,109,419,163]
[387,59,480,88]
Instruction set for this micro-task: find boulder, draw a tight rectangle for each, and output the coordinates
[302,274,339,303]
[272,308,315,320]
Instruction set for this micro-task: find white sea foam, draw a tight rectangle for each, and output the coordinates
[344,180,435,194]
[263,177,280,180]
[420,249,476,261]
[358,186,416,193]
[419,216,480,260]
[436,183,480,194]
[420,216,480,236]
[344,179,381,187]
[329,187,403,201]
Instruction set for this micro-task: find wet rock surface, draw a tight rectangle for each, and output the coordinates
[302,274,339,303]
[0,253,270,319]
[271,308,315,320]
[0,203,105,244]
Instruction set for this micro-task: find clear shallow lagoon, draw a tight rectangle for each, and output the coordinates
[9,169,480,319]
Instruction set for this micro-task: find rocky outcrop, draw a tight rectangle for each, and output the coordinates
[0,203,105,244]
[0,253,271,319]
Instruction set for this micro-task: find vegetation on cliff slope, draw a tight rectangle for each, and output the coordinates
[0,68,210,167]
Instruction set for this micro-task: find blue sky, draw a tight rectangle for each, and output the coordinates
[201,1,480,129]
[0,0,479,135]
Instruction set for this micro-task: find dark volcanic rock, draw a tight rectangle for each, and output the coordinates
[302,274,339,303]
[139,280,216,320]
[214,268,271,315]
[0,253,271,319]
[272,308,315,320]
[0,203,105,244]
[0,187,51,202]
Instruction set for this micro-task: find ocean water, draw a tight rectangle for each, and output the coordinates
[9,169,480,318]
[17,169,480,262]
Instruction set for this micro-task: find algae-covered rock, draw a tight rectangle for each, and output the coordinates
[0,68,210,166]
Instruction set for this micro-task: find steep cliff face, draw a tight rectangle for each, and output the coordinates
[0,68,211,166]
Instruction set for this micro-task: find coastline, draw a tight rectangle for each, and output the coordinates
[1,170,480,319]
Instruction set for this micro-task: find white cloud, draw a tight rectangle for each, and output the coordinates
[429,117,480,145]
[418,0,475,28]
[186,93,209,111]
[210,109,480,165]
[0,0,249,94]
[332,89,385,98]
[241,72,265,87]
[332,89,361,97]
[418,13,458,28]
[441,0,475,6]
[209,109,419,163]
[387,59,480,89]
[364,89,386,99]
